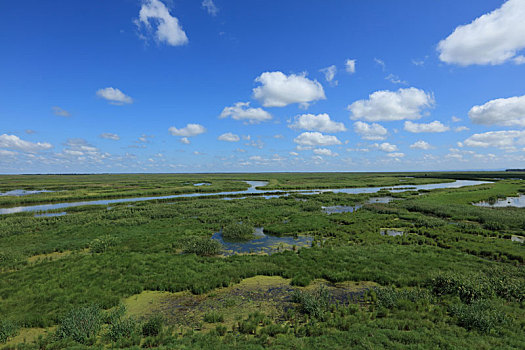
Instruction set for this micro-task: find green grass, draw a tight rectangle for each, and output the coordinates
[0,172,523,348]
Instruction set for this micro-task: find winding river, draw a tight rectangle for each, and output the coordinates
[0,180,491,215]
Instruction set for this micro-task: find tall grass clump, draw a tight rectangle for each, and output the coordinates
[56,304,102,344]
[292,285,332,319]
[89,235,118,253]
[183,237,222,256]
[0,319,18,343]
[222,223,255,241]
[449,300,507,333]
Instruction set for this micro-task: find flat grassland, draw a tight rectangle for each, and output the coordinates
[0,172,524,349]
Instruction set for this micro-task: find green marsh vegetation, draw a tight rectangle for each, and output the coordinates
[0,172,524,348]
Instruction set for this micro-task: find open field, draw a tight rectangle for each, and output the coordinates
[0,172,524,349]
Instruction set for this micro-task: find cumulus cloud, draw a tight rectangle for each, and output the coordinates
[345,59,356,73]
[219,102,272,124]
[387,152,405,158]
[294,132,342,147]
[100,133,120,141]
[463,130,525,149]
[96,87,133,105]
[0,134,52,153]
[180,137,190,144]
[218,132,240,142]
[136,0,188,46]
[202,0,218,16]
[289,113,346,133]
[52,106,71,117]
[0,149,17,157]
[348,87,434,121]
[375,142,398,152]
[437,0,525,66]
[469,95,525,126]
[404,120,449,133]
[353,121,388,140]
[454,126,470,132]
[319,65,337,85]
[168,123,206,137]
[253,71,326,108]
[410,140,433,150]
[313,148,338,157]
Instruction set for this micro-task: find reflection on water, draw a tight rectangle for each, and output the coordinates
[473,194,525,208]
[322,197,395,214]
[34,212,67,218]
[193,183,211,186]
[511,235,524,243]
[0,180,491,215]
[0,189,54,196]
[380,229,404,236]
[212,227,313,256]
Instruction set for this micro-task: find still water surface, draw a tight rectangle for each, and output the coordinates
[0,180,491,215]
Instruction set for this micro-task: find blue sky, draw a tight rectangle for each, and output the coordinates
[1,0,525,173]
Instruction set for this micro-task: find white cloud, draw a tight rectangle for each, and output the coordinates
[404,120,449,133]
[345,59,356,74]
[348,87,434,121]
[0,149,17,157]
[469,95,525,126]
[180,137,190,144]
[289,151,299,156]
[218,132,240,142]
[219,102,272,124]
[387,152,405,158]
[137,0,188,46]
[96,87,133,105]
[374,58,386,70]
[313,148,338,157]
[452,116,461,122]
[410,140,433,150]
[385,74,407,85]
[0,134,52,153]
[353,121,388,140]
[169,123,206,137]
[289,113,346,133]
[319,65,337,85]
[375,142,398,152]
[202,0,218,16]
[454,126,470,132]
[100,133,120,141]
[52,106,71,117]
[253,71,326,108]
[437,0,525,66]
[463,130,525,149]
[294,132,342,146]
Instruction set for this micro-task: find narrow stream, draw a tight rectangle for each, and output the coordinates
[0,180,491,215]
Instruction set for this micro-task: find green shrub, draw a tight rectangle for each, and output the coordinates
[0,319,18,344]
[259,323,288,337]
[183,237,222,256]
[142,314,163,337]
[56,304,102,344]
[108,317,138,342]
[222,223,254,241]
[292,285,331,319]
[450,300,507,333]
[215,325,227,336]
[89,235,118,253]
[203,311,224,323]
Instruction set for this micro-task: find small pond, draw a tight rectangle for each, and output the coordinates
[473,194,525,208]
[212,227,313,256]
[322,197,395,214]
[380,229,404,237]
[193,183,211,186]
[0,189,54,196]
[511,235,524,243]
